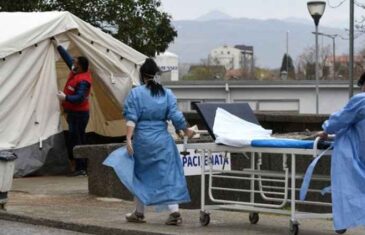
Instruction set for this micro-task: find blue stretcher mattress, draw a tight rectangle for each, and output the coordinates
[251,139,332,149]
[251,139,314,149]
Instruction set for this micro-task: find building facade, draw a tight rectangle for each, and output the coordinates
[163,80,358,115]
[208,45,242,70]
[208,45,254,79]
[155,51,179,81]
[234,44,254,75]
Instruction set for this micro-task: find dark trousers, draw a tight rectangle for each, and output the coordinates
[66,111,89,171]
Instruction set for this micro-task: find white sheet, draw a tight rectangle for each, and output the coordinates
[213,108,272,147]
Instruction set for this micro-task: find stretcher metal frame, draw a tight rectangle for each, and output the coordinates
[184,138,333,235]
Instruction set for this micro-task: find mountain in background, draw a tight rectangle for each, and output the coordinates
[196,10,233,21]
[168,12,353,68]
[283,17,312,25]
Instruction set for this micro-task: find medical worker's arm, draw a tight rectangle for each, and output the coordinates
[323,94,365,134]
[126,124,135,155]
[123,90,140,155]
[166,89,195,138]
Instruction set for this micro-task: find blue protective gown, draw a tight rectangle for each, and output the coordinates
[123,85,191,206]
[323,92,365,230]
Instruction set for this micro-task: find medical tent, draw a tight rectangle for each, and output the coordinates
[0,11,146,176]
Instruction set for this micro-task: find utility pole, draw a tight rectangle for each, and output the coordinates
[349,0,354,97]
[286,31,289,80]
[332,36,336,80]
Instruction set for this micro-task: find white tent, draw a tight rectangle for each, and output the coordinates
[0,12,146,176]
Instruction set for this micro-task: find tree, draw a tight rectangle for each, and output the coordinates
[354,1,365,32]
[296,45,331,80]
[0,0,177,57]
[255,67,278,80]
[182,65,226,80]
[280,53,295,80]
[0,0,47,11]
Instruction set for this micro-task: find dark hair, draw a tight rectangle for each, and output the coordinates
[358,72,365,87]
[77,56,89,72]
[140,58,165,96]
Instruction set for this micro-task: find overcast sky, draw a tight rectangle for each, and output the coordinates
[159,0,360,27]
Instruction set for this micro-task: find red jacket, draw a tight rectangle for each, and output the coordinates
[62,71,92,112]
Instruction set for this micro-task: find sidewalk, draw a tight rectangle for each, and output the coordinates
[0,176,364,235]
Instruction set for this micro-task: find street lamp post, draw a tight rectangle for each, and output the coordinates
[312,32,338,80]
[307,1,326,114]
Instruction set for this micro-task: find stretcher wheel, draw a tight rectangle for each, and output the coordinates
[335,229,347,234]
[289,221,299,235]
[249,212,259,224]
[199,211,210,226]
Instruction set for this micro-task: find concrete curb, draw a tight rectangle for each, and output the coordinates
[0,211,169,235]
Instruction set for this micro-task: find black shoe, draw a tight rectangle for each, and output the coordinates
[165,212,182,225]
[126,211,146,223]
[68,170,87,177]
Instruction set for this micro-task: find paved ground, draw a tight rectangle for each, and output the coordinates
[0,176,364,235]
[0,219,90,235]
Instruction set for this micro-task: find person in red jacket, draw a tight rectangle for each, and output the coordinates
[53,39,92,176]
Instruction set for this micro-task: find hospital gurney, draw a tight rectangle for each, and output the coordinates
[183,103,340,235]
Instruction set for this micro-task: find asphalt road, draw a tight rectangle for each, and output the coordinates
[0,219,90,235]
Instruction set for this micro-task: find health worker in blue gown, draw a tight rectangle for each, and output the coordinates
[317,72,365,231]
[123,58,195,225]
